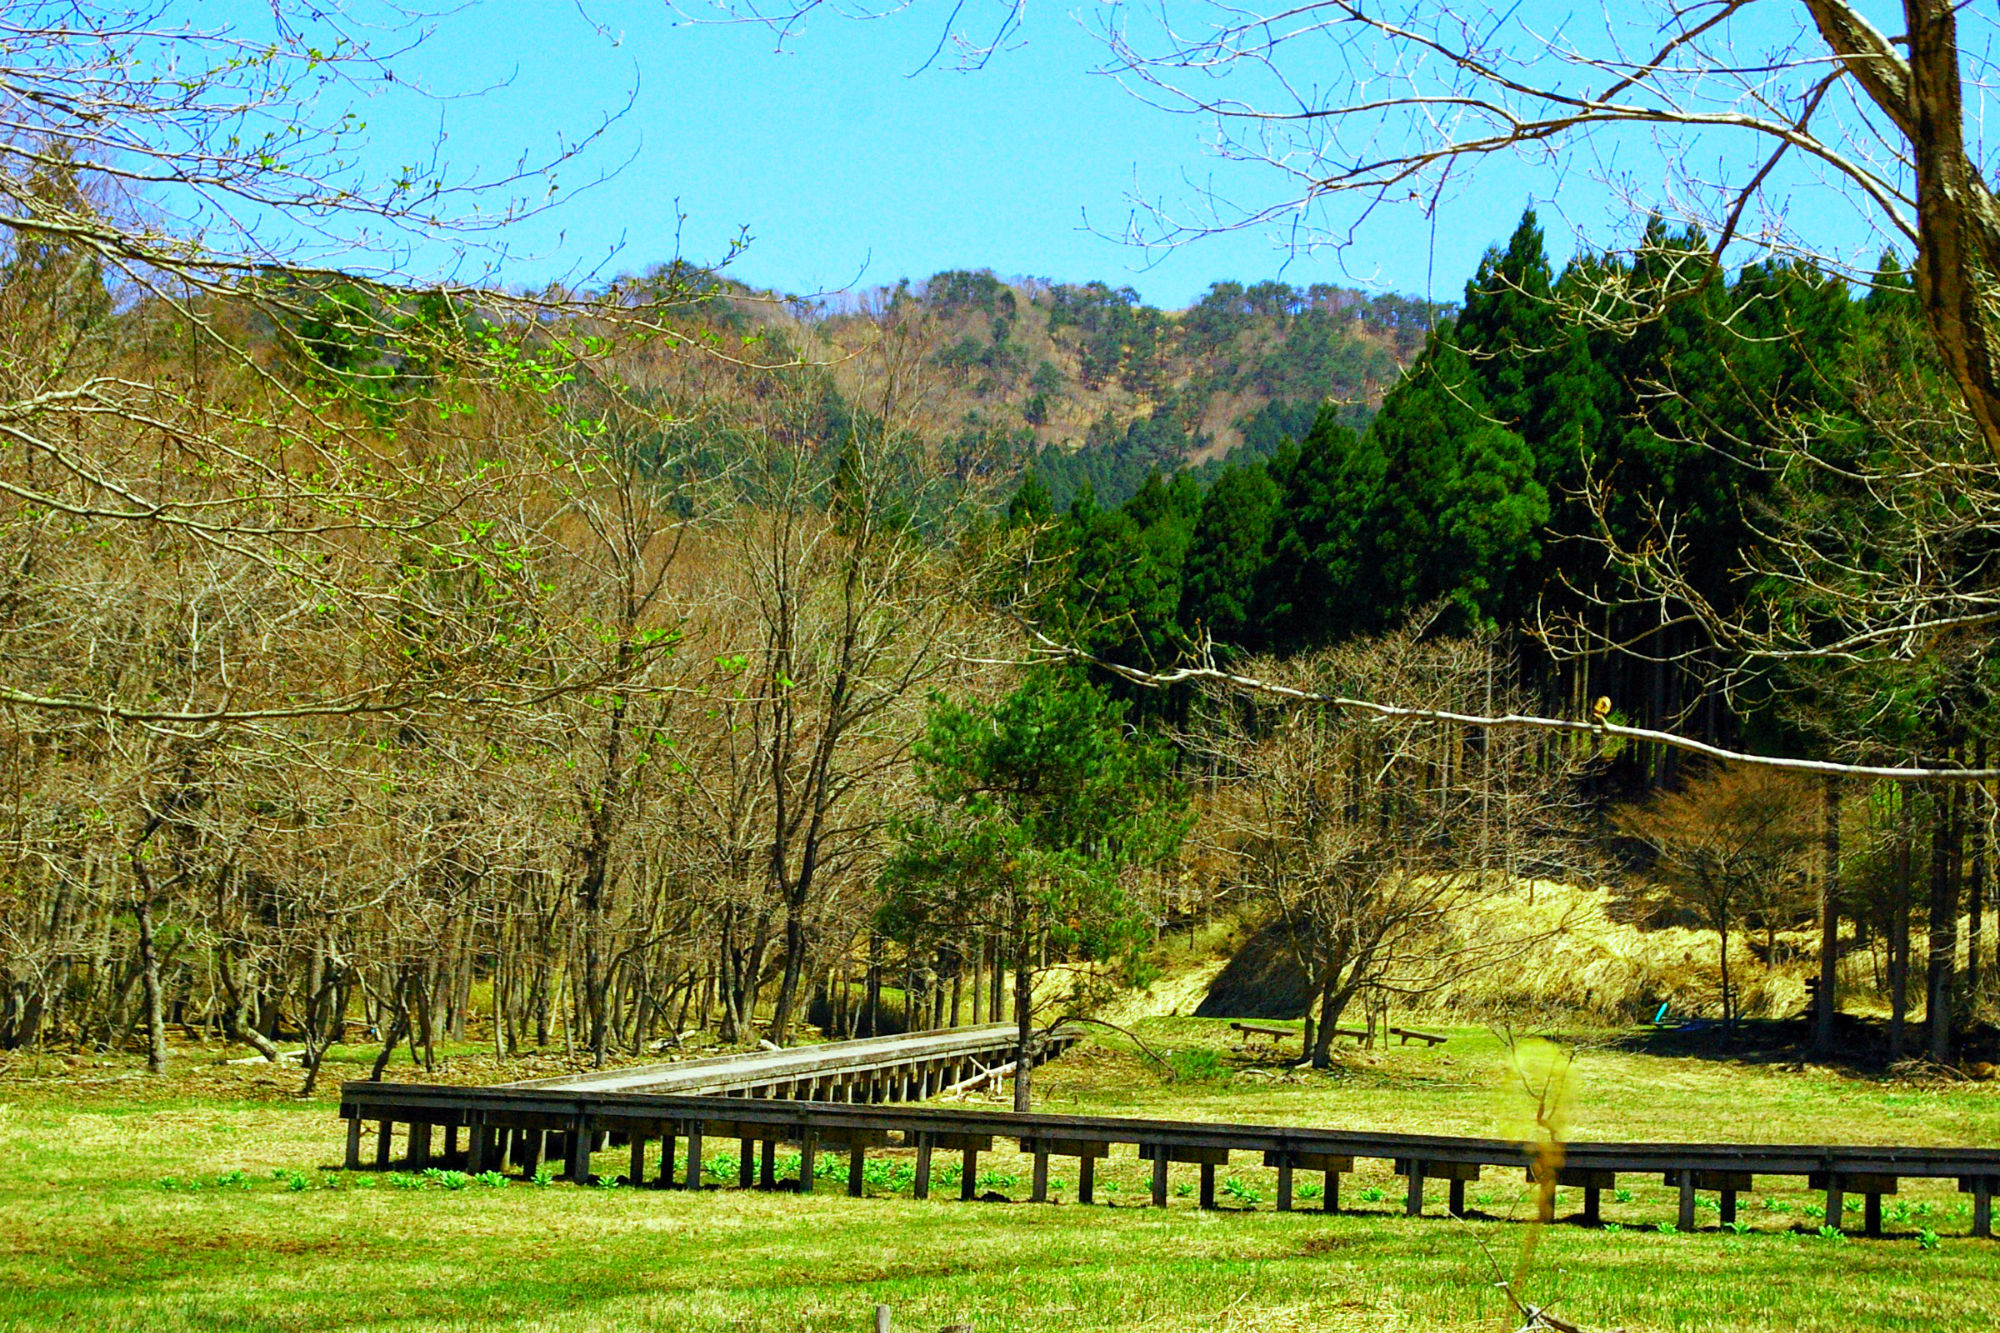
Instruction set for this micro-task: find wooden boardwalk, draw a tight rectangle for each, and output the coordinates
[338,1027,2000,1241]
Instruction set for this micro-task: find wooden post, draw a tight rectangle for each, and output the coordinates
[660,1133,678,1189]
[1823,1177,1844,1230]
[874,1304,891,1333]
[1275,1161,1293,1212]
[738,1137,755,1189]
[1448,1178,1465,1217]
[1865,1192,1883,1237]
[1322,1170,1338,1215]
[376,1119,393,1169]
[1405,1162,1424,1216]
[914,1135,933,1200]
[1719,1189,1737,1226]
[517,1131,541,1180]
[345,1117,362,1171]
[683,1123,704,1192]
[468,1123,488,1174]
[628,1133,646,1187]
[1676,1170,1695,1232]
[848,1142,867,1198]
[1199,1162,1216,1210]
[1972,1178,1994,1239]
[960,1146,978,1201]
[759,1138,776,1189]
[1079,1154,1095,1205]
[445,1124,460,1164]
[1151,1149,1169,1208]
[569,1121,593,1184]
[411,1122,433,1171]
[799,1134,817,1193]
[1583,1186,1602,1226]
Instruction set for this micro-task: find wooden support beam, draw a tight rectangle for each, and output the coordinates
[960,1145,977,1201]
[345,1117,362,1171]
[1448,1178,1465,1217]
[1078,1154,1095,1205]
[1964,1177,1994,1238]
[629,1133,646,1188]
[1405,1162,1424,1216]
[848,1142,867,1198]
[738,1137,754,1189]
[1583,1186,1601,1226]
[1151,1149,1169,1208]
[1676,1170,1696,1232]
[469,1123,488,1174]
[759,1137,776,1189]
[516,1131,540,1180]
[410,1122,433,1171]
[683,1123,703,1192]
[1865,1192,1883,1237]
[660,1133,678,1189]
[1275,1161,1293,1213]
[799,1134,817,1194]
[375,1119,393,1169]
[568,1121,593,1185]
[1199,1162,1217,1210]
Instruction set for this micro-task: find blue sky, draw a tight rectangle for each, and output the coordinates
[233,1,1908,309]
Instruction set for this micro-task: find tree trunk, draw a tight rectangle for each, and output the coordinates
[1928,782,1958,1063]
[134,897,167,1075]
[1890,828,1912,1061]
[1012,932,1034,1113]
[1815,776,1841,1056]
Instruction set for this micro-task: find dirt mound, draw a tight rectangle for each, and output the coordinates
[1192,918,1314,1019]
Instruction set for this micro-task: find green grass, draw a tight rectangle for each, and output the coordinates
[2,1021,1997,1332]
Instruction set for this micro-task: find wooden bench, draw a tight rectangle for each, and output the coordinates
[1230,1022,1297,1045]
[1390,1026,1447,1047]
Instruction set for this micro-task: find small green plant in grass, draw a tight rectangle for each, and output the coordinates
[1167,1048,1230,1083]
[594,1174,621,1189]
[214,1169,250,1189]
[936,1164,962,1187]
[1696,1197,1720,1214]
[1918,1229,1940,1251]
[1655,1221,1678,1235]
[1296,1182,1322,1201]
[280,1169,311,1192]
[389,1173,424,1190]
[531,1163,555,1187]
[1358,1185,1386,1204]
[1842,1197,1861,1214]
[1602,1222,1624,1233]
[1220,1176,1261,1205]
[976,1170,1019,1190]
[476,1171,508,1189]
[1726,1221,1751,1235]
[706,1154,738,1180]
[1614,1188,1633,1203]
[155,1176,193,1192]
[1816,1225,1846,1242]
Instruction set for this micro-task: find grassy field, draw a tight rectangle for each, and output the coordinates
[3,1022,1998,1333]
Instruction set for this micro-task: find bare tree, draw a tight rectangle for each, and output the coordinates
[1195,625,1594,1067]
[1618,766,1818,1030]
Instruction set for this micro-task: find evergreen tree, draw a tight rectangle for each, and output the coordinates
[1179,460,1280,653]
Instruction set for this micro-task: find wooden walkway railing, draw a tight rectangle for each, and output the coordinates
[339,1046,2000,1242]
